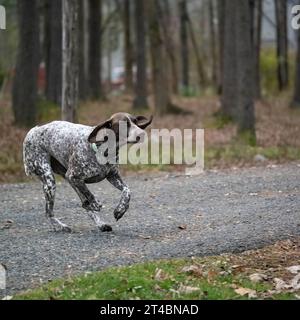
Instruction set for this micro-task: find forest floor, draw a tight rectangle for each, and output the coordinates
[0,94,300,183]
[1,163,299,297]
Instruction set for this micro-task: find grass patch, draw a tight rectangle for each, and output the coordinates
[15,238,300,300]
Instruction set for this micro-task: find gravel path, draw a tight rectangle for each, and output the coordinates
[1,163,300,295]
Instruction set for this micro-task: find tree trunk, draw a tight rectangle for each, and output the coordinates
[217,0,225,94]
[221,0,237,119]
[275,0,289,91]
[88,0,102,100]
[221,0,255,142]
[291,26,300,108]
[250,0,262,99]
[12,0,40,127]
[235,0,256,139]
[124,0,133,92]
[148,0,172,115]
[78,0,86,100]
[186,13,207,88]
[133,0,148,110]
[179,0,189,90]
[209,0,218,88]
[62,0,79,122]
[46,0,62,105]
[159,0,179,95]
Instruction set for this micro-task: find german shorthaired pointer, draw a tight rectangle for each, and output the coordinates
[23,113,153,232]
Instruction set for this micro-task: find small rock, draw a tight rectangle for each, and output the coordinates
[254,154,267,162]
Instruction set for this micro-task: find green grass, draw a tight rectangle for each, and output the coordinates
[15,257,299,300]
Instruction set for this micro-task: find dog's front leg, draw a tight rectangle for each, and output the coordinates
[66,173,112,232]
[107,171,131,221]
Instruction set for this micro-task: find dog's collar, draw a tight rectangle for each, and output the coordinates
[91,143,98,153]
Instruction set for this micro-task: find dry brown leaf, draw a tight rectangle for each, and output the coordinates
[234,287,257,298]
[181,265,203,277]
[178,284,200,294]
[249,273,268,283]
[286,266,300,274]
[154,268,169,281]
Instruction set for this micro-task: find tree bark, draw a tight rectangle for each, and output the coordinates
[179,0,189,90]
[186,13,207,88]
[217,0,225,94]
[291,26,300,108]
[133,0,149,110]
[46,0,62,105]
[250,0,262,99]
[158,0,179,95]
[88,0,102,100]
[12,0,40,127]
[62,0,79,122]
[275,0,289,91]
[221,0,237,119]
[148,0,172,115]
[221,0,256,142]
[78,0,86,100]
[124,0,133,92]
[235,0,255,138]
[209,0,218,88]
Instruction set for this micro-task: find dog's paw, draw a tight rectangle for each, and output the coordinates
[99,224,113,232]
[82,200,102,212]
[114,204,129,221]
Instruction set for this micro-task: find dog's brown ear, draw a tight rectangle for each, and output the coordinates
[88,119,112,143]
[136,115,153,129]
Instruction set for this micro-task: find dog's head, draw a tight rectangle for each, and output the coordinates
[88,113,153,147]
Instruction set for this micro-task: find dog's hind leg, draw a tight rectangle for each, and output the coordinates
[38,165,71,232]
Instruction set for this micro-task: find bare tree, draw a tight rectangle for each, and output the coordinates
[133,0,149,110]
[291,25,300,108]
[12,0,40,127]
[235,0,255,139]
[221,0,237,119]
[209,0,218,88]
[158,0,179,94]
[46,0,62,105]
[217,0,225,93]
[148,0,173,115]
[88,0,102,99]
[124,0,133,92]
[275,0,289,91]
[179,0,189,90]
[62,0,79,122]
[250,0,262,99]
[221,0,255,141]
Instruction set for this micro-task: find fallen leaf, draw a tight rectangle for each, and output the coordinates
[138,235,151,240]
[286,266,300,274]
[178,284,200,294]
[290,273,300,290]
[234,287,257,298]
[154,268,169,281]
[181,265,202,277]
[178,225,187,230]
[274,278,289,291]
[249,273,268,283]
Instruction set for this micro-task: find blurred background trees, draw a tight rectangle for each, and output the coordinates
[0,0,299,141]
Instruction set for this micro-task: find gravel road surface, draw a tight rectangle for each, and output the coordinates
[0,163,300,295]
